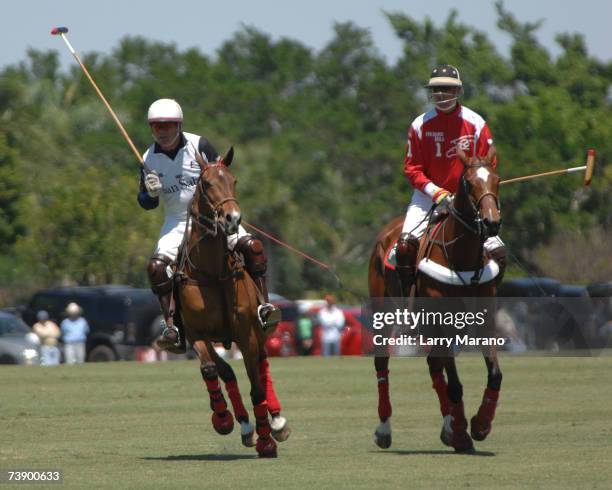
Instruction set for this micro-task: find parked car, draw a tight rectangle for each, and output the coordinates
[22,285,161,362]
[497,277,562,297]
[0,311,40,365]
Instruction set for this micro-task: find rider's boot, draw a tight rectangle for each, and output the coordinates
[395,233,420,297]
[147,254,183,352]
[236,236,281,331]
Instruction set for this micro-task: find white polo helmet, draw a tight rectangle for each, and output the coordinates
[147,98,183,123]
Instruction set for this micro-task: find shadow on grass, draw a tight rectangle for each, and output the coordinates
[371,449,496,457]
[142,454,258,462]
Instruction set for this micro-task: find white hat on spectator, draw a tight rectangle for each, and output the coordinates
[65,302,82,315]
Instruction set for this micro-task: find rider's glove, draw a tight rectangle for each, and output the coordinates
[432,188,453,208]
[144,171,162,198]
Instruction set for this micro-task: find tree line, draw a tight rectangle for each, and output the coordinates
[0,2,610,305]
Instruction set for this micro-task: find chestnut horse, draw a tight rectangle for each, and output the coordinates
[175,148,290,458]
[368,148,503,453]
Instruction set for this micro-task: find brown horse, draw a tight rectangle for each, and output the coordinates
[175,148,290,458]
[368,148,503,453]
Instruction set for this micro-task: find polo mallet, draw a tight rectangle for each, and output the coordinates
[500,149,596,186]
[51,27,146,169]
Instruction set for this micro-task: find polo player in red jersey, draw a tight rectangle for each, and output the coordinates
[396,64,507,296]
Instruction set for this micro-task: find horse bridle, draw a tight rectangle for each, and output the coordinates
[442,161,501,285]
[451,162,500,238]
[189,163,239,238]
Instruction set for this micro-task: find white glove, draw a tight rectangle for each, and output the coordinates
[144,171,162,198]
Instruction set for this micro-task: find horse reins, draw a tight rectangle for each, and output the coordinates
[437,162,501,285]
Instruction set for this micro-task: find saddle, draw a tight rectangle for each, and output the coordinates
[384,219,501,286]
[172,245,247,350]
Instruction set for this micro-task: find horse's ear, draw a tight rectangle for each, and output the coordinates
[222,146,234,166]
[457,146,468,166]
[486,145,496,163]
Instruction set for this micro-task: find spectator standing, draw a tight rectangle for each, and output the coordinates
[60,303,89,365]
[317,295,345,356]
[32,310,61,366]
[297,313,314,355]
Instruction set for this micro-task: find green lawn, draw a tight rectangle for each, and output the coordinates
[1,355,611,489]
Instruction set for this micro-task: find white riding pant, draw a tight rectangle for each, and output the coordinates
[402,189,504,252]
[154,217,249,262]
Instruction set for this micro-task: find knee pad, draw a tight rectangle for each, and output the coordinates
[236,236,267,277]
[396,233,420,267]
[147,254,174,295]
[488,245,507,275]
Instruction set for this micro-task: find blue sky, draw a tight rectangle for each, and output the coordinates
[3,0,611,69]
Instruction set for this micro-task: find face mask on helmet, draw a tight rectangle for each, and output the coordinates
[429,87,462,112]
[425,64,463,112]
[147,99,183,148]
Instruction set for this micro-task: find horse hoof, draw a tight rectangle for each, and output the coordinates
[470,415,491,441]
[454,445,476,454]
[212,410,234,435]
[256,437,278,458]
[440,414,453,447]
[452,431,475,453]
[374,419,391,449]
[374,432,392,449]
[240,421,255,447]
[271,416,291,442]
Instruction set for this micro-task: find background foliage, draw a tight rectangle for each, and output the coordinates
[0,3,610,304]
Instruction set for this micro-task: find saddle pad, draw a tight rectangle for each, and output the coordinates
[417,257,501,286]
[384,243,398,271]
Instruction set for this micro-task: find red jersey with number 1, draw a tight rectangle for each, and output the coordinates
[404,104,496,194]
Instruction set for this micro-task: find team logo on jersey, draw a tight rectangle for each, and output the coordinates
[425,131,445,142]
[447,135,473,158]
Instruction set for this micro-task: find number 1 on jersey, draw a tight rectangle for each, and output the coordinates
[435,142,442,157]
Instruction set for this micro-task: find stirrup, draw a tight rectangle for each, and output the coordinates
[257,303,281,331]
[156,320,183,353]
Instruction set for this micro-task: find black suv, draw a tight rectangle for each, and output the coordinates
[22,285,161,362]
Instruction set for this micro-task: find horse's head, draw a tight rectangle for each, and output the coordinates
[456,146,501,238]
[192,147,241,236]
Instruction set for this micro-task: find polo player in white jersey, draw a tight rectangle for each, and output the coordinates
[138,98,280,351]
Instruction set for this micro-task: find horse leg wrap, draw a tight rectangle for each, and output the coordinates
[376,369,392,421]
[259,358,281,416]
[201,364,228,414]
[253,401,272,438]
[470,387,500,441]
[431,372,452,417]
[225,379,250,423]
[476,387,500,423]
[450,401,474,452]
[254,401,277,457]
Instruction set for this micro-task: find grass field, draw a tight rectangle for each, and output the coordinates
[2,354,612,489]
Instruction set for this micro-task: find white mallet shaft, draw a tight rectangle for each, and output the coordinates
[500,149,596,187]
[51,27,145,169]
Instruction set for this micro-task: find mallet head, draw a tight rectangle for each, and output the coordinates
[584,149,595,186]
[50,27,69,35]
